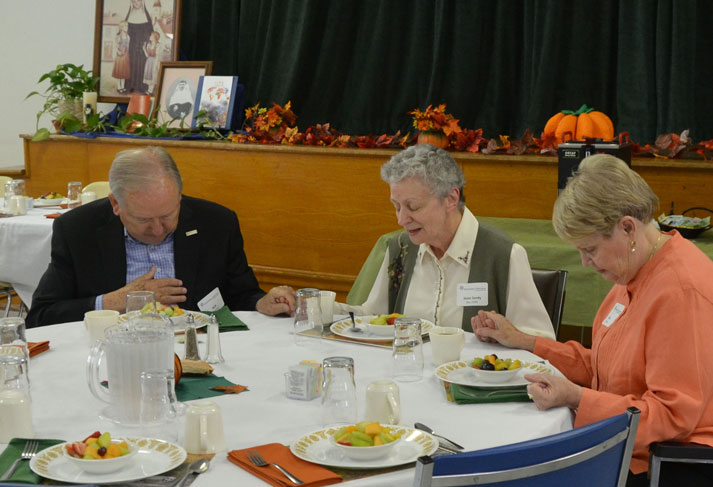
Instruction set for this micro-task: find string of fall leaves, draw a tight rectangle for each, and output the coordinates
[227,102,713,160]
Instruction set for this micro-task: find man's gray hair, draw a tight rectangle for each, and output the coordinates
[109,146,183,206]
[380,144,465,208]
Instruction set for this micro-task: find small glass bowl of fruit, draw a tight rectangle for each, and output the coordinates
[470,354,523,384]
[330,422,402,460]
[64,431,136,474]
[366,313,404,336]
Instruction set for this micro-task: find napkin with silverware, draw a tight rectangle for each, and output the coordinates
[207,306,249,332]
[228,443,342,487]
[449,383,531,404]
[0,438,63,484]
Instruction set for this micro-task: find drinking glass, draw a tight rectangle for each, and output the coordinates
[293,288,322,345]
[125,290,156,321]
[3,181,15,209]
[321,356,357,426]
[12,179,25,196]
[139,368,183,442]
[0,346,33,442]
[392,317,424,382]
[67,181,82,209]
[0,317,28,360]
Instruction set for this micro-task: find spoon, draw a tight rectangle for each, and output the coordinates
[348,311,362,333]
[176,458,210,487]
[414,422,464,450]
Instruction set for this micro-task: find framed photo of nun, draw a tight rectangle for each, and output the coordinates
[92,0,182,103]
[153,61,213,128]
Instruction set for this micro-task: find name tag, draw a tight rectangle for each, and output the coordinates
[457,283,488,307]
[198,287,225,312]
[602,303,626,327]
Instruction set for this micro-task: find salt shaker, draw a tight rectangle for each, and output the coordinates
[205,315,224,364]
[184,314,201,360]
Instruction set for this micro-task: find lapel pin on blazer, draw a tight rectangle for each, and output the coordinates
[186,229,198,236]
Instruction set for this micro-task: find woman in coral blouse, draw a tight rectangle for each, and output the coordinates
[472,154,713,486]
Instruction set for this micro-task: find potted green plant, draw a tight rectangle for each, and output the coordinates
[25,63,99,141]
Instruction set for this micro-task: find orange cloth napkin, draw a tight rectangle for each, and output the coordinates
[44,213,61,219]
[228,443,342,487]
[28,341,50,357]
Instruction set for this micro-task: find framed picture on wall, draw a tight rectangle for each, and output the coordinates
[192,76,240,130]
[153,61,213,128]
[92,0,182,103]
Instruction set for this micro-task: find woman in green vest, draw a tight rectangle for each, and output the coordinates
[335,144,555,338]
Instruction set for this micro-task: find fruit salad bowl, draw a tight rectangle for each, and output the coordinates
[330,423,402,461]
[64,432,136,474]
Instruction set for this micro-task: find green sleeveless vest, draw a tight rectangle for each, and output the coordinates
[387,221,513,330]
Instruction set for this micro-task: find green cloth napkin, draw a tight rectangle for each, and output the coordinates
[0,438,63,484]
[208,306,249,332]
[176,374,239,401]
[450,383,531,404]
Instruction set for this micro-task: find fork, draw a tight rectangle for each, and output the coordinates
[0,440,39,481]
[246,449,304,485]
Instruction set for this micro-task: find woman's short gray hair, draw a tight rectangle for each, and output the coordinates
[553,154,659,241]
[109,146,183,206]
[380,144,466,208]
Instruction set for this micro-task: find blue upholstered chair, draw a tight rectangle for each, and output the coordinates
[413,407,640,487]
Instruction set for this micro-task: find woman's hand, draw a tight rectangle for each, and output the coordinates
[525,373,582,410]
[471,310,536,351]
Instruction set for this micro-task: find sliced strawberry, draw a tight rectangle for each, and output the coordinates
[65,444,77,457]
[74,442,87,457]
[82,431,101,442]
[386,317,396,325]
[337,440,352,446]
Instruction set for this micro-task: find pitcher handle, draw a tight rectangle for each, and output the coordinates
[386,392,401,424]
[86,339,111,405]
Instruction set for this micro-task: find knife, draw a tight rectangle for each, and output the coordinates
[414,422,465,451]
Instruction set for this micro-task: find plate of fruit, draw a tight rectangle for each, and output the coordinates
[330,315,434,341]
[118,303,210,329]
[435,357,557,388]
[30,432,187,483]
[34,192,66,206]
[290,423,437,469]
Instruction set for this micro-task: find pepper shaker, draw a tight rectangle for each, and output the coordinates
[205,315,225,364]
[184,314,201,360]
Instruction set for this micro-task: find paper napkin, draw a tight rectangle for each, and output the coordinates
[176,374,244,401]
[0,438,64,484]
[208,306,249,332]
[228,443,342,487]
[28,341,50,358]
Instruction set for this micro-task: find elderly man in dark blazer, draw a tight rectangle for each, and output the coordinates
[27,146,295,327]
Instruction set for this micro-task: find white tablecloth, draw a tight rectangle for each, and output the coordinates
[0,207,63,306]
[17,312,573,486]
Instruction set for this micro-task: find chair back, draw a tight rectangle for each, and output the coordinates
[82,181,111,199]
[413,407,640,487]
[531,268,567,336]
[0,176,12,197]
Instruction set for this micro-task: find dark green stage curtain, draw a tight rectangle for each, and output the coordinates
[180,0,713,143]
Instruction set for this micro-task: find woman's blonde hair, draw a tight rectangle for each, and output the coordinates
[552,154,659,241]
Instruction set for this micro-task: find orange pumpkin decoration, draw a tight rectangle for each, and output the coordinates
[543,104,614,143]
[417,131,450,149]
[174,353,183,385]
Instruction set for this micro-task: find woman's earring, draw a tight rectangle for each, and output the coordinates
[630,240,636,253]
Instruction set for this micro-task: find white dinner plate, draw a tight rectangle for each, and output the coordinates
[33,198,67,207]
[30,437,187,484]
[436,360,556,389]
[330,316,434,342]
[118,311,210,330]
[290,425,438,469]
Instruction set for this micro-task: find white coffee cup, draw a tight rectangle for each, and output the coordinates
[84,310,120,345]
[320,290,336,325]
[429,326,466,365]
[0,390,34,442]
[184,400,227,454]
[364,379,401,425]
[81,191,97,204]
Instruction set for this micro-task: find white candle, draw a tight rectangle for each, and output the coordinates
[82,91,98,123]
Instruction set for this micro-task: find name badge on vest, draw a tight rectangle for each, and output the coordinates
[457,283,488,307]
[602,303,625,327]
